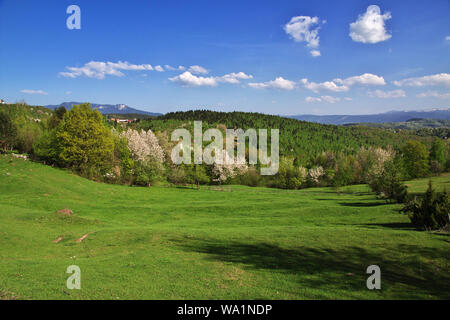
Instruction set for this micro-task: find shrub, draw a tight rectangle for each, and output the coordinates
[167,166,187,185]
[270,158,306,189]
[186,165,210,189]
[33,129,60,164]
[401,181,450,231]
[237,166,264,187]
[16,124,42,154]
[133,160,164,186]
[368,159,409,203]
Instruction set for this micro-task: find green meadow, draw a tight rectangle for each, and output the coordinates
[0,155,448,300]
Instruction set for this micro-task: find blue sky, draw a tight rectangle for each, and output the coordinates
[0,0,449,115]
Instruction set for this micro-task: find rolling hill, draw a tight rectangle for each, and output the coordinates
[289,108,450,125]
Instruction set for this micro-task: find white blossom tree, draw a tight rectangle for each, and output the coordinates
[120,129,165,163]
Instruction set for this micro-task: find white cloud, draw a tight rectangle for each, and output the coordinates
[169,71,253,87]
[188,65,209,75]
[301,73,385,93]
[310,50,321,57]
[21,89,48,95]
[416,91,450,99]
[248,77,296,90]
[344,97,353,101]
[165,65,187,71]
[367,89,406,98]
[164,65,176,71]
[446,36,450,42]
[284,16,324,57]
[169,71,217,87]
[349,5,392,44]
[154,65,164,72]
[305,95,340,103]
[335,73,386,86]
[59,61,154,79]
[393,73,450,87]
[65,91,72,95]
[301,78,349,92]
[305,96,321,103]
[217,72,253,84]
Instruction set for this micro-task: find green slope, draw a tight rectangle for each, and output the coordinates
[0,155,448,299]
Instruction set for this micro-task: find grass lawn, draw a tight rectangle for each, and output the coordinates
[0,155,448,300]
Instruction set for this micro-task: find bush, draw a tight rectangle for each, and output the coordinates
[133,160,164,186]
[186,165,210,189]
[270,158,306,189]
[237,166,264,187]
[401,181,450,231]
[167,166,187,185]
[369,159,409,203]
[16,125,42,154]
[33,129,60,164]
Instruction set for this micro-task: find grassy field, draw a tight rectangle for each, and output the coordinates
[0,155,448,300]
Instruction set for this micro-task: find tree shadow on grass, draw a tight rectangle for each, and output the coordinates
[173,238,450,299]
[339,201,393,207]
[361,222,415,230]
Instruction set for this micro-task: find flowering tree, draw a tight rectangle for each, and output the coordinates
[212,150,248,183]
[120,129,165,163]
[308,166,324,184]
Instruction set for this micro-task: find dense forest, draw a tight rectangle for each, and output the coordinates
[135,110,436,163]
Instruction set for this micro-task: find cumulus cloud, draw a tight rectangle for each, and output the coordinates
[59,61,154,79]
[284,15,324,57]
[21,89,48,95]
[367,89,406,98]
[248,77,296,90]
[349,5,392,44]
[169,71,253,87]
[393,73,450,87]
[446,36,450,42]
[217,72,253,84]
[301,79,349,92]
[169,71,217,87]
[154,65,164,72]
[188,65,209,75]
[305,95,340,103]
[301,73,385,93]
[335,73,386,86]
[416,91,450,99]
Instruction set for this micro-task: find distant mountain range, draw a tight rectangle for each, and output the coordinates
[45,102,161,117]
[44,103,450,125]
[289,108,450,125]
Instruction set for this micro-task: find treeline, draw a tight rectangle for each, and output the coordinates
[1,104,449,189]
